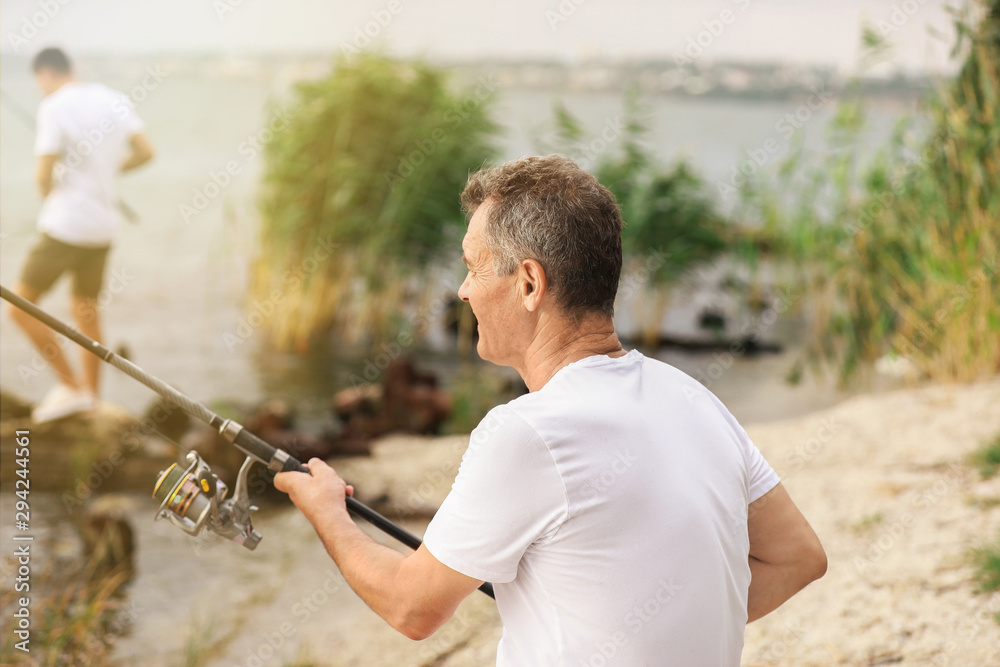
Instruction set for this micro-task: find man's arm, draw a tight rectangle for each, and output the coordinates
[120,132,154,172]
[274,458,483,640]
[35,154,59,197]
[746,482,827,622]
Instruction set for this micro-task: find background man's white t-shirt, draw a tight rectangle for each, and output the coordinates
[424,350,780,666]
[34,82,145,247]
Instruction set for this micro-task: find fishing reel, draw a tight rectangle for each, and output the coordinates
[152,451,262,550]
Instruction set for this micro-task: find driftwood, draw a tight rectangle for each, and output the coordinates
[78,494,136,586]
[617,333,782,355]
[333,358,452,447]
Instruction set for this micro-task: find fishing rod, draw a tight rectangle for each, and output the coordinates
[0,285,495,599]
[0,88,139,224]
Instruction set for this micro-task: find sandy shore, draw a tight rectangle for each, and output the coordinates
[98,378,1000,666]
[740,379,1000,666]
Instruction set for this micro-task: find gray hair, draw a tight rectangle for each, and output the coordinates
[461,154,623,318]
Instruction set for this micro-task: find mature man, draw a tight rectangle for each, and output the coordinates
[276,155,826,664]
[9,47,154,422]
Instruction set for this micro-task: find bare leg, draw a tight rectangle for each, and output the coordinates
[8,282,79,389]
[72,296,101,396]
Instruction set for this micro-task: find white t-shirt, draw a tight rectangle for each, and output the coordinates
[34,82,145,247]
[424,350,780,666]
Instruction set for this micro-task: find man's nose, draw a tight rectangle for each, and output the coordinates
[457,275,471,302]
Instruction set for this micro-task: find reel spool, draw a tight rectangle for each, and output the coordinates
[153,451,262,550]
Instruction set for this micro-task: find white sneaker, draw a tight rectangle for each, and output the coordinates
[31,385,97,423]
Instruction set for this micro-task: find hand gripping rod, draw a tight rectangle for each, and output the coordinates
[0,284,495,599]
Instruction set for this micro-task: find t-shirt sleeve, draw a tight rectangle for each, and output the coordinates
[423,405,567,584]
[34,102,63,156]
[743,432,780,503]
[704,386,779,502]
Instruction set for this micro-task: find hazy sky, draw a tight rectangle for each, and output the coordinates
[1,0,962,72]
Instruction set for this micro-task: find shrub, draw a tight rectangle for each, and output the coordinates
[251,53,497,350]
[738,1,1000,383]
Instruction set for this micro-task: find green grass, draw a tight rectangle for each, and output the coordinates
[969,432,1000,479]
[181,616,217,667]
[970,536,1000,594]
[851,512,884,533]
[0,564,130,665]
[967,495,1000,509]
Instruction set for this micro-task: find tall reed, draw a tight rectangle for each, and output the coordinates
[251,53,497,351]
[740,0,999,383]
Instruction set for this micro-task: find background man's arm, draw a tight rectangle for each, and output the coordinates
[35,154,58,197]
[120,132,154,172]
[746,482,827,622]
[274,458,482,640]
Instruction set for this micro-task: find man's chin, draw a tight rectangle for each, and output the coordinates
[475,337,492,363]
[475,337,503,366]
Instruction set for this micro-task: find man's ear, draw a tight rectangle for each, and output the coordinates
[519,259,547,312]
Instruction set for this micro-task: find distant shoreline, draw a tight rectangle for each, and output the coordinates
[0,52,941,104]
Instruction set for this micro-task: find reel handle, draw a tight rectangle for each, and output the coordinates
[198,469,218,499]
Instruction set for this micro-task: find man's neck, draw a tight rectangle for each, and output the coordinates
[45,76,75,96]
[518,315,626,392]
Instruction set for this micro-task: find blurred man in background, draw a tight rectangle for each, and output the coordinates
[8,47,154,423]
